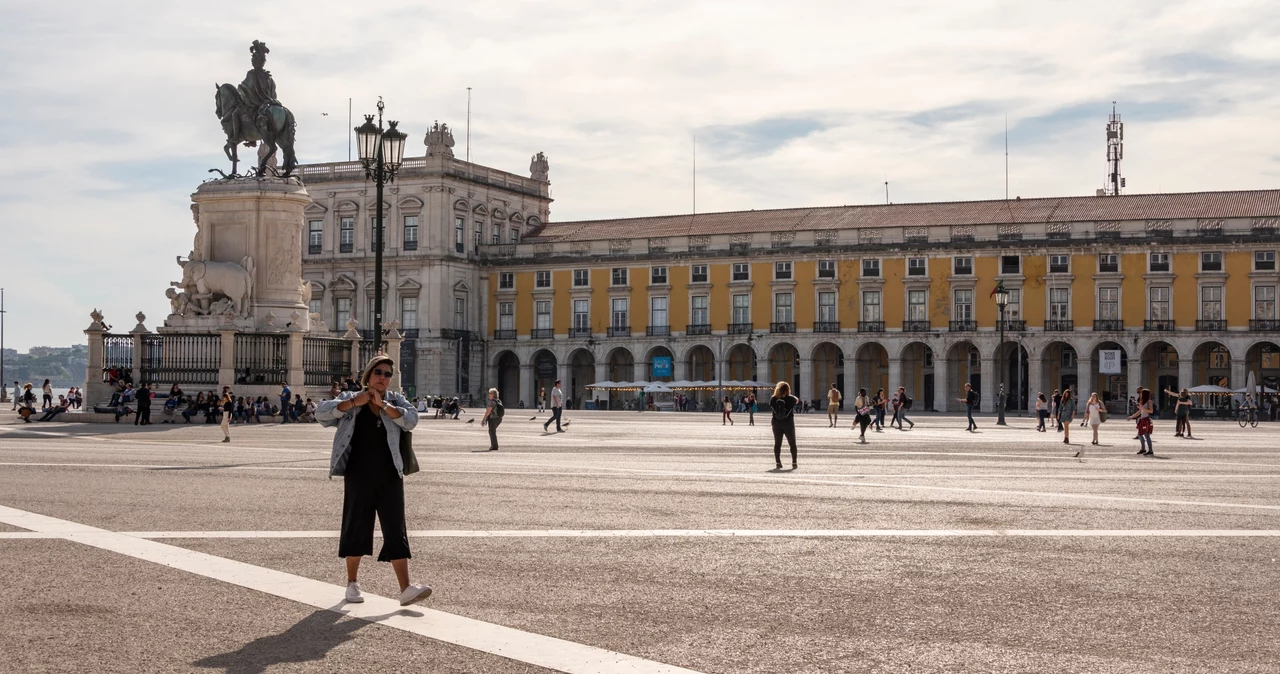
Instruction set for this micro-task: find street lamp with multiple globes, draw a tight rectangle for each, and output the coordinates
[354,99,408,354]
[994,281,1010,426]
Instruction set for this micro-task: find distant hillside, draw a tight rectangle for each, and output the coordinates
[3,346,88,388]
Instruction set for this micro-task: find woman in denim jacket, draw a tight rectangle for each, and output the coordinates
[315,354,430,607]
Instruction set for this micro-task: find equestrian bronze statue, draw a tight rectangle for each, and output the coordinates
[214,40,298,178]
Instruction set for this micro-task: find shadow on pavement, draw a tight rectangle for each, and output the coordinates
[192,607,408,674]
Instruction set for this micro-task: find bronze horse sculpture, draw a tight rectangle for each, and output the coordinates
[213,40,297,178]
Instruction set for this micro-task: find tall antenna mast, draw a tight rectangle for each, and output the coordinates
[466,87,472,163]
[884,176,889,204]
[1101,101,1124,196]
[692,134,697,214]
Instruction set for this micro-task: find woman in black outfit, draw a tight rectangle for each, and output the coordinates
[770,381,799,470]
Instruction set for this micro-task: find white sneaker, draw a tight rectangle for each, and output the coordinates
[398,583,432,606]
[345,581,364,603]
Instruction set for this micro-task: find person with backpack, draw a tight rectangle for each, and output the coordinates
[279,382,293,423]
[722,395,734,426]
[872,388,886,432]
[746,392,757,426]
[219,388,234,442]
[894,387,915,430]
[959,383,978,432]
[827,383,843,428]
[852,388,873,443]
[134,383,152,426]
[769,381,800,470]
[481,387,505,451]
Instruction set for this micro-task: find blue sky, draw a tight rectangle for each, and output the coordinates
[3,0,1280,349]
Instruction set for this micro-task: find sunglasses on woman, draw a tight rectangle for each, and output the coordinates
[371,369,394,378]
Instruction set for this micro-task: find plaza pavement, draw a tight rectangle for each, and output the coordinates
[1,409,1278,673]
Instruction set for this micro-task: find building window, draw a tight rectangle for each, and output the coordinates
[732,263,750,281]
[775,261,793,280]
[953,256,973,275]
[402,216,418,251]
[1099,287,1119,320]
[370,217,385,252]
[907,290,927,321]
[691,264,708,283]
[1062,347,1078,368]
[535,300,551,330]
[1256,286,1276,319]
[511,227,520,244]
[1049,287,1070,320]
[491,224,500,245]
[572,299,589,332]
[650,296,668,327]
[308,220,323,254]
[611,268,628,286]
[454,297,466,330]
[818,291,836,322]
[774,293,793,322]
[651,266,668,285]
[340,217,355,253]
[1150,252,1171,273]
[862,290,881,321]
[400,297,418,329]
[907,257,927,276]
[954,289,973,320]
[611,298,629,328]
[1201,251,1222,272]
[1208,345,1230,369]
[573,269,589,287]
[474,220,483,250]
[732,294,750,324]
[1099,253,1118,273]
[335,297,351,329]
[1257,251,1277,271]
[535,270,551,289]
[818,260,836,278]
[691,295,709,325]
[1000,255,1021,275]
[862,259,880,278]
[1049,255,1069,274]
[499,302,514,331]
[454,216,465,254]
[308,298,322,316]
[498,272,514,289]
[1201,285,1222,320]
[1149,286,1171,320]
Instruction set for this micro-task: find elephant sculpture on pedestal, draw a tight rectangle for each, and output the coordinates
[174,256,255,318]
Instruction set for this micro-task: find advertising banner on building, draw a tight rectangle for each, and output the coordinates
[652,356,673,378]
[1099,349,1123,374]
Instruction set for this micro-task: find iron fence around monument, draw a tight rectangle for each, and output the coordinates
[303,337,352,387]
[140,334,221,387]
[102,334,134,379]
[234,334,288,385]
[359,340,377,367]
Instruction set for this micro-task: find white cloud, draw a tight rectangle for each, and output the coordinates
[2,0,1280,349]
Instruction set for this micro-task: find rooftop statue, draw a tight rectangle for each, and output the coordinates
[213,40,298,178]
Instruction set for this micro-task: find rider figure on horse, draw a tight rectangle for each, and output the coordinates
[215,40,297,178]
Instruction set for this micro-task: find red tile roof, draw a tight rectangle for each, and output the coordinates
[525,189,1280,242]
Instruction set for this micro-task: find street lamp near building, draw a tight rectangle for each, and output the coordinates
[994,281,1010,426]
[354,98,408,354]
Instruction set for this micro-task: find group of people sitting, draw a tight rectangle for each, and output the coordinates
[160,385,319,424]
[412,395,466,419]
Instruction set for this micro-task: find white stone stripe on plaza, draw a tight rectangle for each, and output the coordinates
[0,504,703,674]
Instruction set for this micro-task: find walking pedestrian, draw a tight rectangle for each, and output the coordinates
[1058,388,1076,445]
[895,387,914,429]
[279,382,292,423]
[873,388,886,432]
[1084,392,1105,452]
[1034,392,1048,432]
[1051,389,1063,431]
[11,381,21,411]
[41,379,53,412]
[135,383,152,426]
[827,383,842,427]
[315,354,430,607]
[219,388,234,442]
[481,387,504,450]
[853,388,872,443]
[722,396,734,426]
[747,393,757,426]
[538,387,546,413]
[1165,387,1193,439]
[1129,387,1155,456]
[959,383,978,431]
[770,381,799,469]
[543,380,564,433]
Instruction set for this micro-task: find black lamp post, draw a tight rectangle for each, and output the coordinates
[994,281,1010,426]
[354,99,408,354]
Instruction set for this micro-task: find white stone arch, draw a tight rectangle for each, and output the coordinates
[892,337,938,361]
[678,342,716,363]
[807,339,845,361]
[1189,337,1241,363]
[491,347,521,368]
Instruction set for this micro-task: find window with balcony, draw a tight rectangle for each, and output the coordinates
[340,217,355,253]
[1150,286,1171,320]
[818,292,836,323]
[1099,253,1118,273]
[907,257,927,276]
[454,297,467,330]
[953,256,973,276]
[1257,251,1277,271]
[1000,255,1021,275]
[1202,251,1222,272]
[1150,252,1171,273]
[1049,255,1069,274]
[473,221,483,251]
[651,266,668,285]
[499,302,514,331]
[454,216,465,254]
[818,259,836,279]
[610,298,629,333]
[732,263,750,281]
[398,296,417,330]
[1099,287,1119,320]
[511,227,520,244]
[335,297,351,330]
[775,261,793,280]
[535,270,551,289]
[572,299,590,335]
[573,269,589,287]
[1256,286,1276,320]
[1201,286,1222,320]
[1008,288,1021,321]
[307,220,323,254]
[534,300,552,337]
[732,294,750,324]
[650,296,669,328]
[907,290,927,321]
[611,268,628,286]
[309,298,322,316]
[862,290,881,321]
[691,295,709,327]
[954,289,973,320]
[774,293,793,323]
[691,264,708,283]
[399,215,417,251]
[491,224,500,245]
[862,258,880,278]
[1050,287,1070,321]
